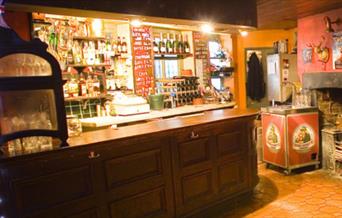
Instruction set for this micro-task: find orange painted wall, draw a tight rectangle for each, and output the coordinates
[233,29,296,109]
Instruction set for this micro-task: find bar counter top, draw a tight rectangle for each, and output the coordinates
[68,107,259,147]
[0,107,259,218]
[80,102,236,128]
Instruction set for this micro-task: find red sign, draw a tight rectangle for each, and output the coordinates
[132,26,154,96]
[193,31,210,83]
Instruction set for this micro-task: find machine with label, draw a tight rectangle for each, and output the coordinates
[261,106,320,174]
[267,54,298,103]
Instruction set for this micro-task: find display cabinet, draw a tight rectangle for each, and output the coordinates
[0,17,68,155]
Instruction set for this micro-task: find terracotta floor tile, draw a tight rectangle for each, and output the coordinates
[200,163,342,218]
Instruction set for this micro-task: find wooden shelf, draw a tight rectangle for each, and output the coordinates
[154,53,193,59]
[32,20,52,26]
[156,78,185,83]
[72,36,106,41]
[210,57,226,60]
[66,63,111,68]
[211,70,234,77]
[64,94,109,101]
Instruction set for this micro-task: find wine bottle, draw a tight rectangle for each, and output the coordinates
[184,34,190,54]
[153,37,159,53]
[68,77,79,97]
[67,47,74,65]
[112,38,118,55]
[82,42,89,64]
[159,33,166,53]
[79,73,87,96]
[73,41,82,64]
[117,36,122,54]
[95,41,101,65]
[173,33,178,54]
[93,75,100,96]
[86,75,94,96]
[166,33,173,53]
[98,40,105,63]
[105,37,111,64]
[66,40,74,65]
[121,37,127,53]
[178,34,184,54]
[87,41,96,65]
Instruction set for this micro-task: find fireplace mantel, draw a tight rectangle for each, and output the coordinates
[303,73,342,89]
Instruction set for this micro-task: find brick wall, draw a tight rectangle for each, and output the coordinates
[316,89,342,128]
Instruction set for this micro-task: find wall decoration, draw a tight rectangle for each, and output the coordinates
[292,124,315,153]
[266,123,281,153]
[332,31,342,69]
[302,47,313,63]
[307,36,330,63]
[324,16,341,33]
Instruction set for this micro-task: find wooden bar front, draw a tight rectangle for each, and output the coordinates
[0,108,259,218]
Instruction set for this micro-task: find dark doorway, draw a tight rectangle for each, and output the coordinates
[245,47,274,109]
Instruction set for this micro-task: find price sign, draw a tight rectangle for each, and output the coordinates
[132,26,154,96]
[193,31,210,85]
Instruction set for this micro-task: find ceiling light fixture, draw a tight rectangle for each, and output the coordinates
[91,19,103,37]
[130,19,142,27]
[201,23,213,33]
[240,30,248,37]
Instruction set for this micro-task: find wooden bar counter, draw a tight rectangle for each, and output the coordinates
[0,108,259,218]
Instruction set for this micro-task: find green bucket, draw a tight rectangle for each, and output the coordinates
[148,94,164,110]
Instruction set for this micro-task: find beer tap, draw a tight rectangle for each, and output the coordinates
[282,81,297,106]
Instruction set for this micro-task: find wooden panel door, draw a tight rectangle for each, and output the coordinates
[217,158,249,196]
[171,125,216,216]
[98,135,174,218]
[214,118,252,198]
[0,147,101,218]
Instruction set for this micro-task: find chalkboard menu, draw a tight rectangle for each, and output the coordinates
[132,26,154,96]
[193,31,209,85]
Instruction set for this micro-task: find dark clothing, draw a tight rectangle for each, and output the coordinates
[246,52,265,101]
[0,26,24,45]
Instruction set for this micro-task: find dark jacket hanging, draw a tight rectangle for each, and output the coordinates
[246,52,265,101]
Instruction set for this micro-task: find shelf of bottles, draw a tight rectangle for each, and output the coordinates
[32,17,129,68]
[157,76,200,107]
[152,32,192,59]
[62,68,124,101]
[32,15,131,102]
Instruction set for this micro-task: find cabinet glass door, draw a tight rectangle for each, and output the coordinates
[0,89,57,135]
[0,53,52,77]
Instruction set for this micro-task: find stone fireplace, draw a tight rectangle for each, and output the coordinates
[303,73,342,176]
[303,73,342,129]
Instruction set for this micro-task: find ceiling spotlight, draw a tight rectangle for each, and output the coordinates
[240,30,248,37]
[201,24,213,33]
[130,19,142,27]
[91,19,103,37]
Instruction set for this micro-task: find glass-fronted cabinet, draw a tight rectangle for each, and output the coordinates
[0,14,68,156]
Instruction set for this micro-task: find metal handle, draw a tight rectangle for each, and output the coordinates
[252,126,258,145]
[190,131,199,139]
[88,151,100,159]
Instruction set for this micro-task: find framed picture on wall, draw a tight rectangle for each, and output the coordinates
[332,31,342,69]
[302,48,313,64]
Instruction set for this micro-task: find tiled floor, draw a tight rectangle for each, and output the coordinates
[201,164,342,218]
